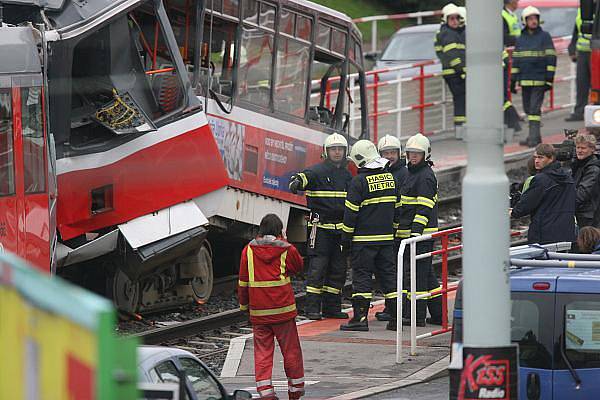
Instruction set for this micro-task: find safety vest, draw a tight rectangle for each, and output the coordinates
[576,8,592,52]
[502,8,521,39]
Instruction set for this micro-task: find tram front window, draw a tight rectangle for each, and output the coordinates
[59,1,185,154]
[310,54,344,127]
[0,89,14,196]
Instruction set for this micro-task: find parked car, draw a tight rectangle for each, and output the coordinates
[451,244,600,399]
[368,24,442,81]
[138,346,252,400]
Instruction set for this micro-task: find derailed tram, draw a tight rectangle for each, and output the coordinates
[0,0,368,313]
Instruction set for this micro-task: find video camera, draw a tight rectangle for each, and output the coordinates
[553,129,579,165]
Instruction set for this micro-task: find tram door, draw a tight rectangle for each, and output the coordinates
[0,82,50,272]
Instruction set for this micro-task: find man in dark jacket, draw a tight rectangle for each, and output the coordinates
[511,6,556,147]
[375,135,407,322]
[340,140,399,332]
[511,144,576,244]
[572,134,600,227]
[435,3,466,136]
[289,133,352,320]
[397,133,442,327]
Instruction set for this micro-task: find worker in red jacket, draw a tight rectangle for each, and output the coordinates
[238,214,305,400]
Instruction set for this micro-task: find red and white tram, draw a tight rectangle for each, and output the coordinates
[0,0,367,313]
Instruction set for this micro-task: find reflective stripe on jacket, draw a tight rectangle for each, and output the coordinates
[397,160,439,239]
[238,237,303,324]
[576,8,592,52]
[434,24,466,77]
[511,26,556,86]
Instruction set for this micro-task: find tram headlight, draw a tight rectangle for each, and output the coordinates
[594,109,600,124]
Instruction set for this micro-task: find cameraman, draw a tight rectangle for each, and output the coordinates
[572,134,600,227]
[511,144,576,244]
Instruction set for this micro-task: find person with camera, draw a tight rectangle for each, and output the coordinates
[511,6,556,147]
[572,134,600,228]
[511,144,576,244]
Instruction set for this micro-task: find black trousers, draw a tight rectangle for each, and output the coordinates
[503,65,521,131]
[306,228,346,296]
[401,240,441,321]
[522,86,546,124]
[350,244,397,299]
[574,51,591,117]
[445,75,466,126]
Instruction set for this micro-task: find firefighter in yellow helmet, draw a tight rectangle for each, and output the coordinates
[396,133,442,327]
[289,133,352,320]
[434,3,466,136]
[340,140,400,331]
[502,0,522,134]
[565,5,593,122]
[511,6,556,147]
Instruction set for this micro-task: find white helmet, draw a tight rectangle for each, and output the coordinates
[441,3,461,23]
[405,133,431,160]
[377,135,402,153]
[521,6,540,24]
[349,140,380,168]
[323,133,348,158]
[457,6,466,25]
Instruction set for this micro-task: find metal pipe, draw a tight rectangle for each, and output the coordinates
[511,259,600,268]
[462,0,511,349]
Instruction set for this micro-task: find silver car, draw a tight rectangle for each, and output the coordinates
[137,346,251,400]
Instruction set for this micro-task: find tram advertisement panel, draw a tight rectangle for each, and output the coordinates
[208,115,321,204]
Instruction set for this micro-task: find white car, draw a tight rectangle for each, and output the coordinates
[138,346,251,400]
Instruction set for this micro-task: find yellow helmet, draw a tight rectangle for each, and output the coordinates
[441,3,460,23]
[377,135,402,153]
[349,140,380,168]
[323,133,348,158]
[405,133,431,160]
[521,6,540,24]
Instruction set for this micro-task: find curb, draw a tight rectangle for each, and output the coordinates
[326,355,450,400]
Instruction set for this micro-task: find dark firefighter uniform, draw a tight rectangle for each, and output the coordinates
[340,166,399,331]
[567,8,592,120]
[502,7,522,132]
[512,25,556,146]
[294,160,352,319]
[397,160,442,325]
[435,23,466,126]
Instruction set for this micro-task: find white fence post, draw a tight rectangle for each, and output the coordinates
[371,20,378,53]
[396,240,406,364]
[410,241,417,356]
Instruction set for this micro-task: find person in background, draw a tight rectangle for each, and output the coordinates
[566,5,594,122]
[511,6,556,147]
[577,226,600,254]
[572,134,600,227]
[502,0,522,133]
[238,214,305,400]
[511,144,576,244]
[435,3,466,138]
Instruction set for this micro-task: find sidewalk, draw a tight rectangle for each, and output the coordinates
[220,297,455,399]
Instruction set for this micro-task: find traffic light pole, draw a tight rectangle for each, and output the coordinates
[450,0,518,398]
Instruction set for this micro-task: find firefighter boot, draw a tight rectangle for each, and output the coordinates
[426,295,443,326]
[375,306,391,321]
[339,298,369,331]
[385,299,398,331]
[322,293,349,319]
[304,293,322,320]
[520,121,542,147]
[402,298,427,327]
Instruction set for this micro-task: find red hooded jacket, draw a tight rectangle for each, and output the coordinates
[238,236,303,325]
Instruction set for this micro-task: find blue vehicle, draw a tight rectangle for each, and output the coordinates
[452,244,600,399]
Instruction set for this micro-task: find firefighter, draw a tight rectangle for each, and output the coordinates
[511,6,556,147]
[435,3,466,137]
[288,133,352,320]
[375,135,407,322]
[238,214,305,399]
[397,133,442,327]
[502,0,522,133]
[566,6,593,122]
[339,140,399,332]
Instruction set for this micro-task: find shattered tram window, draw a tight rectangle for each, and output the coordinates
[63,1,186,153]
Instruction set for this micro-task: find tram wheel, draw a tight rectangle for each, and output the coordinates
[188,243,214,302]
[110,267,141,313]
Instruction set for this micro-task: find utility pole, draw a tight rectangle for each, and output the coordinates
[450,0,517,398]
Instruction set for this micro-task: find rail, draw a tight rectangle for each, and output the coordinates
[395,226,522,364]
